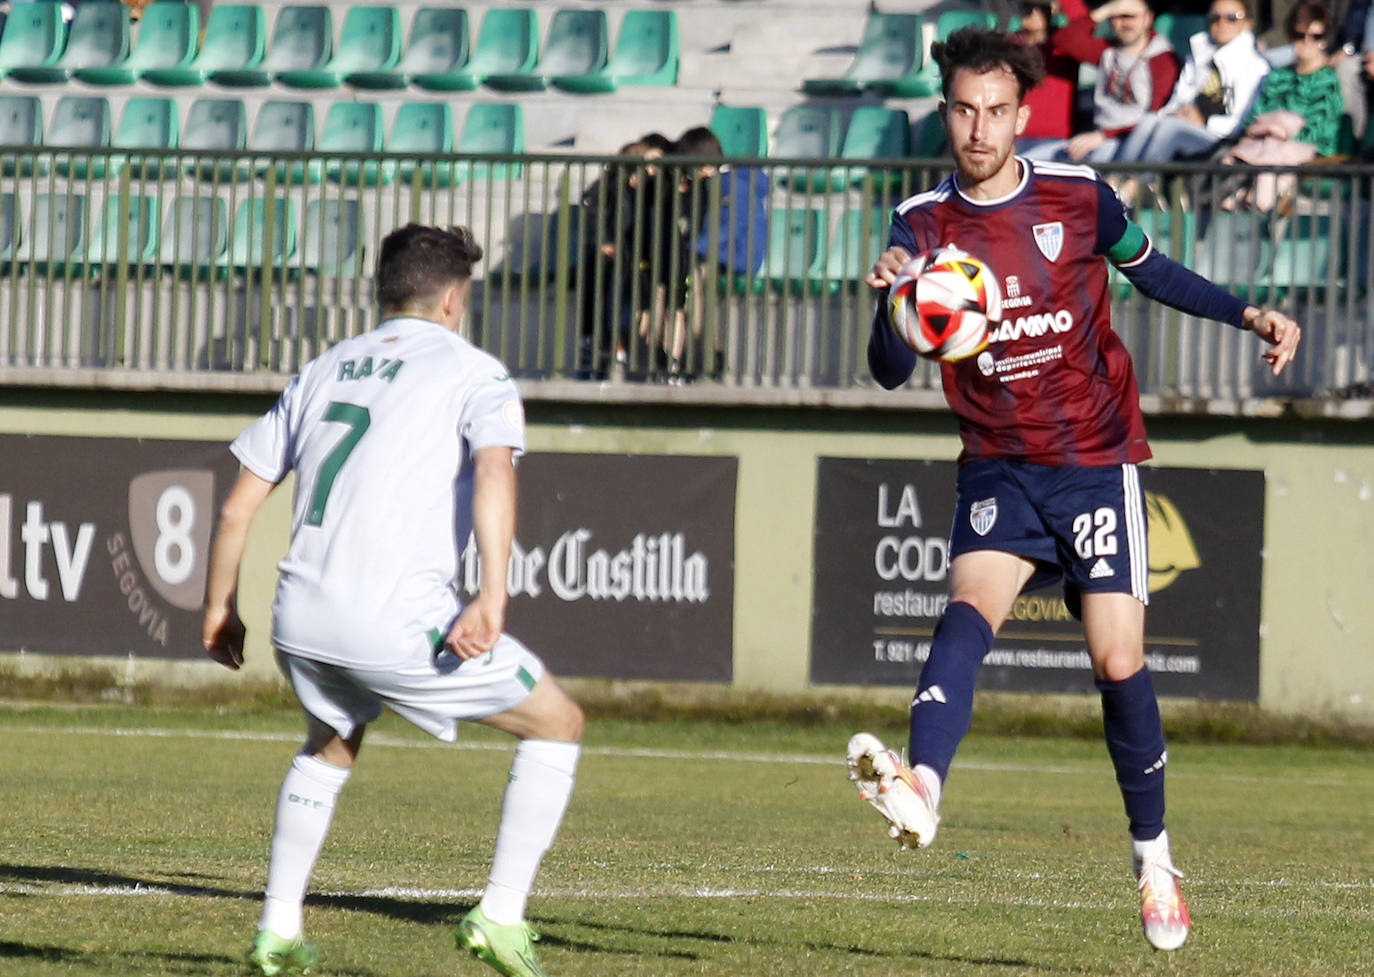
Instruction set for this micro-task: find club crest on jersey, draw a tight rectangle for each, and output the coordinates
[1033,222,1064,262]
[970,497,997,536]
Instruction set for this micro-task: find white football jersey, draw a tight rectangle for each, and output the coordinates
[231,317,526,668]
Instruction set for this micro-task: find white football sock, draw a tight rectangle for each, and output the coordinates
[259,752,351,939]
[479,739,580,925]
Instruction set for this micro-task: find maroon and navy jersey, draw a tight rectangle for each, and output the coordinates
[875,159,1168,467]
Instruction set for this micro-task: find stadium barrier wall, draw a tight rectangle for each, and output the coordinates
[0,147,1372,405]
[1,392,1371,722]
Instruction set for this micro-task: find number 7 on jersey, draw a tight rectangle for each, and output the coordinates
[305,402,371,526]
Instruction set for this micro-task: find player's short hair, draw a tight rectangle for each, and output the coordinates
[932,26,1046,102]
[375,223,483,312]
[674,126,723,158]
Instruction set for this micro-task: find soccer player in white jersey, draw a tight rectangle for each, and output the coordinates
[202,223,584,977]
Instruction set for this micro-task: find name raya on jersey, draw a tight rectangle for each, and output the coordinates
[231,317,527,669]
[884,159,1155,467]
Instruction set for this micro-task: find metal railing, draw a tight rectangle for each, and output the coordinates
[0,145,1370,409]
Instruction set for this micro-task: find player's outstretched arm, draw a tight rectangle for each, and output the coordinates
[202,468,278,669]
[1242,305,1302,375]
[447,445,517,659]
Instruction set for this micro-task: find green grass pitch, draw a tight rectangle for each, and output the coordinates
[0,703,1370,976]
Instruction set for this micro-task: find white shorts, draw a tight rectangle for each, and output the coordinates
[276,635,546,743]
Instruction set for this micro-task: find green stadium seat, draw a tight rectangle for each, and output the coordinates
[555,9,678,93]
[433,7,537,92]
[773,105,843,189]
[108,96,179,179]
[1152,12,1207,55]
[822,208,887,292]
[486,8,604,92]
[214,4,330,88]
[182,97,249,180]
[388,101,459,187]
[159,194,229,277]
[0,193,17,266]
[77,1,198,86]
[802,13,924,97]
[48,96,112,180]
[1267,214,1337,294]
[229,195,299,272]
[835,106,911,190]
[316,101,386,186]
[295,198,365,276]
[18,193,88,274]
[1194,211,1272,301]
[0,95,44,176]
[277,4,400,90]
[912,110,947,157]
[249,100,315,181]
[709,105,768,158]
[0,2,66,81]
[750,207,828,294]
[9,2,129,84]
[348,6,469,90]
[903,9,999,97]
[144,4,265,87]
[456,102,524,179]
[86,194,160,270]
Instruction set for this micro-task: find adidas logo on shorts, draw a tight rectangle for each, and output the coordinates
[1089,557,1113,579]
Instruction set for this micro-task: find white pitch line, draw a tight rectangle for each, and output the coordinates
[3,724,1370,788]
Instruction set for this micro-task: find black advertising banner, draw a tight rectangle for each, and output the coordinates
[1,434,238,658]
[811,457,1264,700]
[467,453,737,681]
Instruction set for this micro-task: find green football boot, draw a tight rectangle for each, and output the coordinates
[246,929,318,976]
[455,906,552,977]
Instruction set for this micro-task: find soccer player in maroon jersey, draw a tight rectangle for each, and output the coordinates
[844,27,1300,952]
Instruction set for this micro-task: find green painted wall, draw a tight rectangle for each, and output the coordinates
[2,391,1371,720]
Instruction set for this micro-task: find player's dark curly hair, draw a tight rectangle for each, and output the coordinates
[932,26,1046,102]
[375,223,484,312]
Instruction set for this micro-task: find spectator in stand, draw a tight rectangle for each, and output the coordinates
[1258,0,1368,142]
[691,129,769,381]
[1024,0,1181,162]
[1114,0,1270,171]
[1014,0,1084,154]
[1219,1,1344,209]
[574,140,650,380]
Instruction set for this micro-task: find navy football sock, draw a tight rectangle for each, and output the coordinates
[1097,667,1168,841]
[908,600,994,782]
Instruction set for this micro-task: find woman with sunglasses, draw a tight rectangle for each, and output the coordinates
[1219,2,1344,208]
[1112,0,1271,176]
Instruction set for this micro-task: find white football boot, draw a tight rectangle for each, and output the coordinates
[1134,831,1191,951]
[845,732,940,850]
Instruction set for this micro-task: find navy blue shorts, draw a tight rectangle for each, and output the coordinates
[950,458,1150,615]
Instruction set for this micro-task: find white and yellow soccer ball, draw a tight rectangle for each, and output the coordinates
[888,247,1002,362]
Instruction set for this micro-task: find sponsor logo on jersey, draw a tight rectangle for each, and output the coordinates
[1033,221,1064,262]
[988,309,1075,343]
[970,497,997,536]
